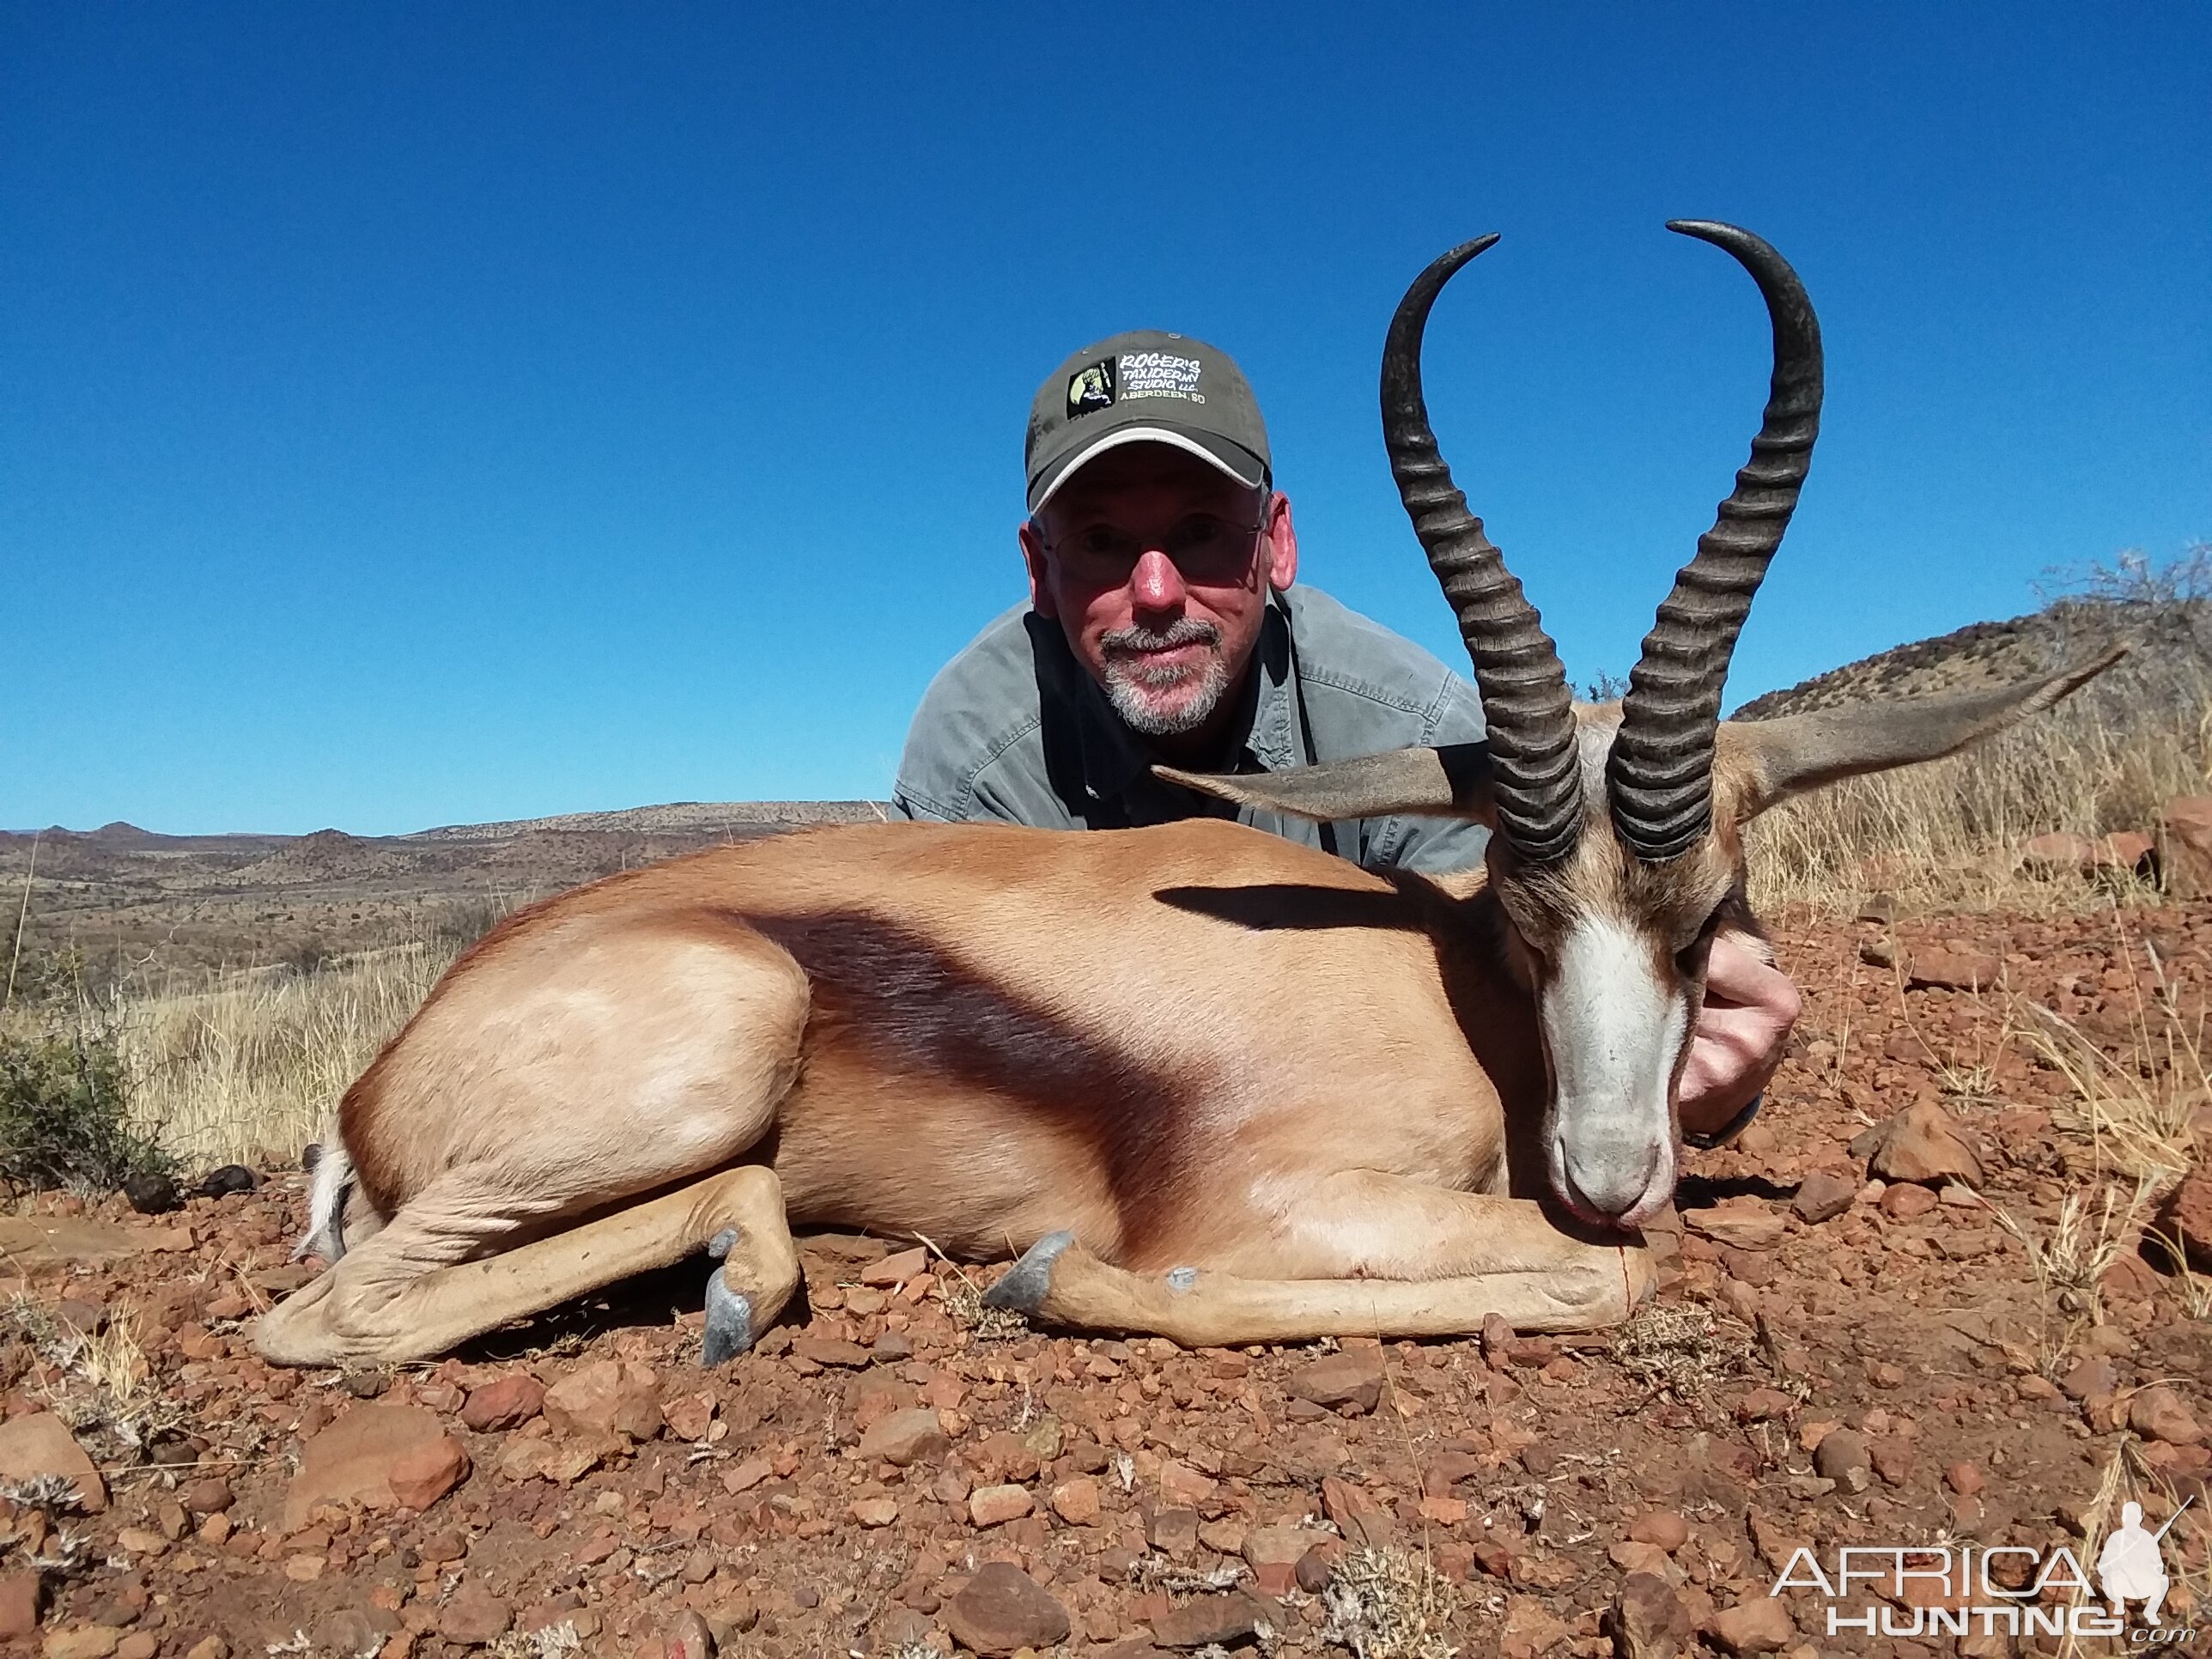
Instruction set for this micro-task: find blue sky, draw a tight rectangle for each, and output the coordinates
[5,3,2206,836]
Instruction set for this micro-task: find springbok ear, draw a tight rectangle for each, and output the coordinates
[1719,647,2126,819]
[1153,742,1496,823]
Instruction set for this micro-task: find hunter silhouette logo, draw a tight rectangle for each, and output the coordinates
[2100,1498,2190,1627]
[1066,359,1115,418]
[1769,1497,2199,1644]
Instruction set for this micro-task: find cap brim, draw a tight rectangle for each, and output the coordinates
[1027,427,1267,514]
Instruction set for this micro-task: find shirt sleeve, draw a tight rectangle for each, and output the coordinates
[890,630,1001,823]
[1370,669,1493,877]
[892,611,1072,829]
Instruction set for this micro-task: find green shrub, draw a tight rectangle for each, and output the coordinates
[0,1013,175,1196]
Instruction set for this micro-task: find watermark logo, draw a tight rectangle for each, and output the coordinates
[1770,1498,2196,1646]
[2102,1500,2188,1632]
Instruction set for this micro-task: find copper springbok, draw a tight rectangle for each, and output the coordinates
[258,222,2116,1368]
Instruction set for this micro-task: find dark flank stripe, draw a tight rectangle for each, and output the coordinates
[735,910,1191,1256]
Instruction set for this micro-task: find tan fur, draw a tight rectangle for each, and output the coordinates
[258,661,2112,1367]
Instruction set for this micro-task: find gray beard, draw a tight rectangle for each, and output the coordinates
[1098,620,1231,738]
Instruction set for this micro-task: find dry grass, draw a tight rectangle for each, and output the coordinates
[2056,1433,2209,1653]
[1320,1543,1458,1659]
[2,1294,184,1464]
[1610,1302,1757,1404]
[1747,678,2212,915]
[1748,559,2212,915]
[1988,918,2210,1367]
[110,940,460,1169]
[2027,1004,2204,1193]
[1989,1180,2167,1373]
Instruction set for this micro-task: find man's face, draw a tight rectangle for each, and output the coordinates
[1020,444,1297,748]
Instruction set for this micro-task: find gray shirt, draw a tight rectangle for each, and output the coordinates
[892,585,1492,876]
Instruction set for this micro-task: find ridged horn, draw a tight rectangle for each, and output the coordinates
[1383,236,1581,863]
[1607,221,1823,861]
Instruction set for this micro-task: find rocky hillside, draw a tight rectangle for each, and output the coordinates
[1735,597,2209,720]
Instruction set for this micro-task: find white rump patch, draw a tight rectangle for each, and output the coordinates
[295,1139,355,1263]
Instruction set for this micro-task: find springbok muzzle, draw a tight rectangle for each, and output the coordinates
[1552,1125,1678,1230]
[1539,914,1690,1228]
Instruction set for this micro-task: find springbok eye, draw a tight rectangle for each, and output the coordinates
[1674,906,1727,976]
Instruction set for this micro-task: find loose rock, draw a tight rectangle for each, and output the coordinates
[941,1561,1070,1656]
[1286,1347,1384,1414]
[1867,1101,1984,1187]
[1792,1169,1858,1224]
[438,1580,512,1644]
[387,1432,471,1510]
[1628,1510,1690,1552]
[2157,795,2212,899]
[543,1359,662,1443]
[1611,1571,1692,1659]
[1050,1477,1102,1526]
[2159,1164,2212,1270]
[1907,949,2003,992]
[460,1373,545,1432]
[0,1413,106,1513]
[1707,1595,1795,1654]
[969,1482,1034,1527]
[284,1403,451,1529]
[0,1570,40,1639]
[1683,1204,1787,1250]
[856,1406,948,1467]
[2129,1385,2204,1447]
[1149,1589,1264,1648]
[1812,1427,1872,1494]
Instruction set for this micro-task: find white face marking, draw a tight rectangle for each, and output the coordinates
[1539,914,1687,1224]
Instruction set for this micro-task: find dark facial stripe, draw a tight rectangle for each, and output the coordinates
[735,909,1190,1257]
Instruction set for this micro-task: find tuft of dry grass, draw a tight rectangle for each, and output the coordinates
[2023,945,2205,1190]
[489,1624,585,1659]
[1986,918,2210,1367]
[4,1296,184,1461]
[914,1231,1030,1340]
[1320,1543,1457,1659]
[112,941,459,1168]
[1989,1180,2167,1372]
[1611,1302,1757,1404]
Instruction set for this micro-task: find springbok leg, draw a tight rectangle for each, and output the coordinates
[984,1188,1651,1348]
[257,1164,799,1369]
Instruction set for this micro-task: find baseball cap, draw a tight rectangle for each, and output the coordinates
[1024,330,1271,514]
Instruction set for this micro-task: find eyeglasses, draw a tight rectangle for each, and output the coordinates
[1041,512,1267,586]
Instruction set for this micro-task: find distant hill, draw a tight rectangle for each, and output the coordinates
[409,800,887,841]
[1733,598,2209,720]
[0,799,895,979]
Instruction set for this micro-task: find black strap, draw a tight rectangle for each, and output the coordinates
[1683,1092,1764,1151]
[1284,614,1341,860]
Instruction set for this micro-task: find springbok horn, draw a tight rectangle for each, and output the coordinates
[1607,221,1823,861]
[1383,236,1582,863]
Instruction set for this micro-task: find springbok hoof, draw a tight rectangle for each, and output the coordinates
[701,1267,754,1366]
[982,1231,1074,1316]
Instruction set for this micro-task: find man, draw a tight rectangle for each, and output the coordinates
[893,330,1796,1144]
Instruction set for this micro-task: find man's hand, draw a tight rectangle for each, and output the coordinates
[1680,930,1801,1142]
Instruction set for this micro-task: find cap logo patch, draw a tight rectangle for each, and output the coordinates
[1118,350,1205,404]
[1066,359,1117,419]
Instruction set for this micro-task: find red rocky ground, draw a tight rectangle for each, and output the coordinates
[1,908,2209,1658]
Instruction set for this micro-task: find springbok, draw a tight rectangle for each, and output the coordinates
[258,222,2116,1369]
